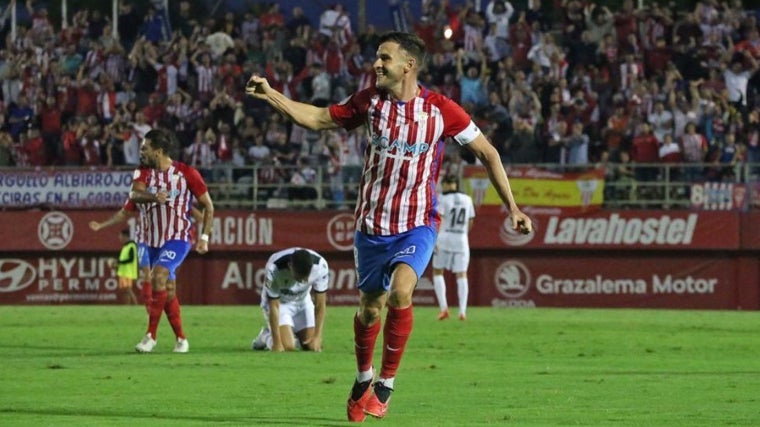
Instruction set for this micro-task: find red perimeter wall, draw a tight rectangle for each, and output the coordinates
[1,210,759,309]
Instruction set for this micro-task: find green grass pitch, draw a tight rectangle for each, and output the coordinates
[1,306,759,426]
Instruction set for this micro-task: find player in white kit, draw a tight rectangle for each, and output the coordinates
[432,175,475,321]
[252,247,329,352]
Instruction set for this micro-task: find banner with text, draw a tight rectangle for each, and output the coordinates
[462,165,605,215]
[0,210,358,252]
[0,169,131,208]
[478,210,739,250]
[1,253,754,309]
[0,209,742,252]
[471,255,754,310]
[0,253,439,307]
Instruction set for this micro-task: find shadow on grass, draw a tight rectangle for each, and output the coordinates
[0,408,347,426]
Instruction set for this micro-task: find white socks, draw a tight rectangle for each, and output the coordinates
[457,277,469,315]
[435,275,469,315]
[433,274,447,311]
[356,368,373,383]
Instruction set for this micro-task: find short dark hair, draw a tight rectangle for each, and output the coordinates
[290,249,314,279]
[120,228,131,237]
[378,31,426,65]
[442,174,458,184]
[144,128,177,156]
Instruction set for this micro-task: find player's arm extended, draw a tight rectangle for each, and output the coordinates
[268,298,284,352]
[465,134,532,234]
[245,74,340,131]
[89,208,131,231]
[312,291,326,351]
[194,193,214,254]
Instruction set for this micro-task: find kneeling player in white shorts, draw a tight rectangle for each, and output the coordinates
[252,247,329,351]
[432,175,475,321]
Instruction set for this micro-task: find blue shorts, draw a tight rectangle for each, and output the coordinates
[354,225,437,293]
[147,240,192,280]
[137,243,151,269]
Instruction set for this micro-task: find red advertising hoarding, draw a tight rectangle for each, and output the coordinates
[0,209,742,252]
[468,255,756,310]
[478,209,740,250]
[0,253,439,307]
[0,210,357,252]
[0,209,758,309]
[2,252,754,309]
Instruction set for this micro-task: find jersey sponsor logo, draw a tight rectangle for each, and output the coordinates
[494,260,531,299]
[369,133,430,157]
[0,259,36,293]
[149,187,182,199]
[38,211,74,250]
[327,213,355,251]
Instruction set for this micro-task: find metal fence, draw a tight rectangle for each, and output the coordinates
[1,162,750,211]
[204,162,756,211]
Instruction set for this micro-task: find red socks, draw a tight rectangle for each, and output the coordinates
[147,290,167,339]
[164,297,185,340]
[354,313,381,372]
[380,305,414,380]
[140,281,152,311]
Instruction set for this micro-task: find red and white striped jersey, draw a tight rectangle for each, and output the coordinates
[132,161,208,247]
[329,86,481,235]
[195,64,215,95]
[122,197,148,245]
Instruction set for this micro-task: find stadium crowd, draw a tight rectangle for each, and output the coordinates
[0,0,759,205]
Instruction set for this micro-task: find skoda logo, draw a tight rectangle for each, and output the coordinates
[38,211,74,250]
[0,259,36,293]
[495,260,531,299]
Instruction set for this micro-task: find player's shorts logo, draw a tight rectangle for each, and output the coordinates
[38,211,74,250]
[0,259,37,293]
[499,216,537,247]
[159,250,177,261]
[393,245,416,257]
[327,213,355,251]
[494,260,531,299]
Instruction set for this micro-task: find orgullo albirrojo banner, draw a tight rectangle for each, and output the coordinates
[0,169,131,208]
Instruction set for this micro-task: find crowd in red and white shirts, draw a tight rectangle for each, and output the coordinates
[0,0,759,203]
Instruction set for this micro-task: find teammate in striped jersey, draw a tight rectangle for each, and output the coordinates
[246,31,532,422]
[89,198,152,311]
[432,175,476,321]
[130,128,215,354]
[89,198,204,313]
